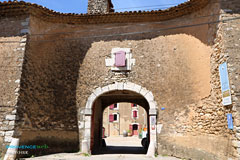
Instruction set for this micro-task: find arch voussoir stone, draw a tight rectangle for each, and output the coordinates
[116,82,124,90]
[108,83,117,90]
[140,87,149,97]
[133,84,142,93]
[93,87,102,97]
[123,82,135,90]
[101,85,110,93]
[145,91,154,102]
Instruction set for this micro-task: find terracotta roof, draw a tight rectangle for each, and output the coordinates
[0,0,210,24]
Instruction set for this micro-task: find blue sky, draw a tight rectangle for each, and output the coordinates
[0,0,188,13]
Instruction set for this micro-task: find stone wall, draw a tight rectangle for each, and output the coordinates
[87,0,110,14]
[217,0,240,159]
[2,0,237,159]
[76,34,227,158]
[29,0,219,45]
[158,0,240,159]
[160,20,234,159]
[0,15,29,157]
[16,29,80,157]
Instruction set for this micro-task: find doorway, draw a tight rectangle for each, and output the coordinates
[81,82,158,156]
[132,124,139,136]
[100,102,148,154]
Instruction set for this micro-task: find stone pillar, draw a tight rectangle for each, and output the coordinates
[87,0,114,14]
[147,108,157,157]
[82,112,92,153]
[3,138,19,160]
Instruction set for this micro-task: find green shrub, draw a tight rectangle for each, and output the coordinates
[83,153,90,157]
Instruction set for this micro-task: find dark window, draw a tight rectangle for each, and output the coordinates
[131,103,137,107]
[114,103,118,108]
[133,124,138,130]
[114,114,118,121]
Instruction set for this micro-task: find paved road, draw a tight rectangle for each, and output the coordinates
[24,153,181,160]
[101,136,147,154]
[23,137,180,160]
[105,136,142,146]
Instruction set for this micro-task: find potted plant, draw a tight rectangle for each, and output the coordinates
[123,130,127,137]
[138,129,142,139]
[127,130,132,136]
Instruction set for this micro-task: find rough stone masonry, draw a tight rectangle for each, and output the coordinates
[0,0,240,160]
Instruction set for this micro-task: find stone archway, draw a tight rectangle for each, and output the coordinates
[81,82,158,157]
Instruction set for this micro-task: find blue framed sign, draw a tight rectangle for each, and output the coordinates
[219,62,232,106]
[227,113,233,130]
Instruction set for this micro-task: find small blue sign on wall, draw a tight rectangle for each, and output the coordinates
[227,113,233,130]
[219,62,232,106]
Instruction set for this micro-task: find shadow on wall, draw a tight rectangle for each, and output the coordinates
[15,38,93,157]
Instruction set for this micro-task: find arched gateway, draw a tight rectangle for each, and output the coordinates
[81,82,158,156]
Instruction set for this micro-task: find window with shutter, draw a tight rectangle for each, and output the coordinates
[105,48,135,71]
[115,51,126,67]
[133,110,137,118]
[129,124,132,130]
[109,114,114,122]
[109,104,114,110]
[131,103,137,107]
